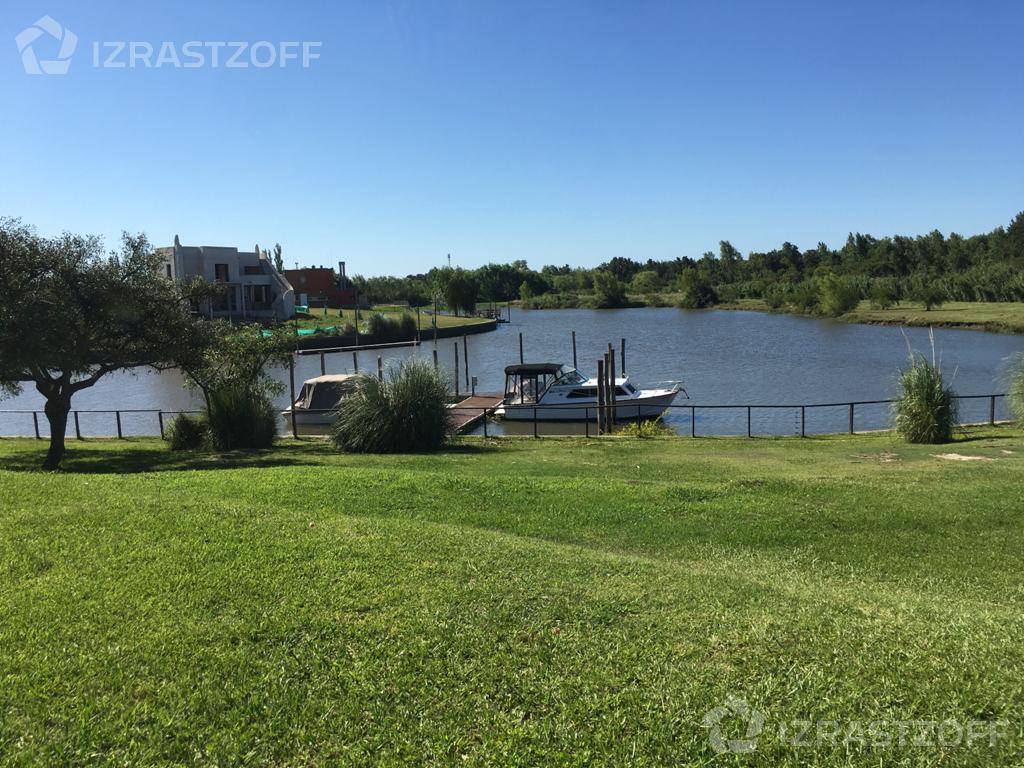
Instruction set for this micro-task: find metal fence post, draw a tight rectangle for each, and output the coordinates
[115,410,123,439]
[585,407,590,437]
[691,406,696,437]
[990,395,996,425]
[158,411,164,440]
[482,409,488,438]
[747,406,752,438]
[533,407,538,438]
[848,403,855,434]
[801,406,806,438]
[320,352,326,375]
[74,411,82,440]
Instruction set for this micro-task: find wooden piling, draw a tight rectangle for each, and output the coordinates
[288,356,298,439]
[454,343,460,397]
[608,345,617,426]
[463,335,469,389]
[352,351,358,373]
[571,330,577,369]
[377,356,384,382]
[597,358,606,434]
[519,332,524,364]
[320,352,326,375]
[620,338,626,375]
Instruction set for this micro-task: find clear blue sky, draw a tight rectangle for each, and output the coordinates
[3,0,1023,275]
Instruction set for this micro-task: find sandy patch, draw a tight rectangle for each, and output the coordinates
[853,452,901,463]
[931,453,994,462]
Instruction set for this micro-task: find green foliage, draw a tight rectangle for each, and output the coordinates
[591,270,627,308]
[892,353,959,444]
[676,270,718,309]
[364,312,417,342]
[787,281,819,313]
[331,359,453,453]
[205,384,278,451]
[910,279,946,311]
[166,413,208,451]
[442,269,479,315]
[1007,354,1024,424]
[518,280,534,302]
[763,284,787,309]
[868,278,899,309]
[616,418,669,438]
[817,273,861,317]
[630,270,662,294]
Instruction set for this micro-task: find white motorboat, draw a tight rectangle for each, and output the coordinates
[281,374,356,426]
[494,363,681,421]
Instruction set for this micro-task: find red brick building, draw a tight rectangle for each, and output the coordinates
[283,266,359,309]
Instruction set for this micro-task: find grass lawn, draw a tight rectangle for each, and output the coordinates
[292,307,492,334]
[718,299,1024,334]
[2,428,1024,765]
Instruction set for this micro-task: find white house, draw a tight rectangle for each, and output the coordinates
[157,235,295,320]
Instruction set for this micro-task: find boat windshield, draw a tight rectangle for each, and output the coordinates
[553,366,586,386]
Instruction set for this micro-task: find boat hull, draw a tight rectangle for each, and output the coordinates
[280,407,336,426]
[496,391,678,421]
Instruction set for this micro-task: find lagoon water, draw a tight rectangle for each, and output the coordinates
[3,309,1022,437]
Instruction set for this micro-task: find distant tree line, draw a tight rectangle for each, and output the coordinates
[347,211,1024,316]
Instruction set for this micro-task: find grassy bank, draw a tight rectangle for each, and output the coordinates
[2,428,1023,764]
[293,306,492,334]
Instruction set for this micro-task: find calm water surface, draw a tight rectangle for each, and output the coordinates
[3,309,1022,437]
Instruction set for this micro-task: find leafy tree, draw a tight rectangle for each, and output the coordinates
[817,274,861,317]
[273,243,284,273]
[630,270,662,294]
[868,279,899,309]
[591,270,628,308]
[0,220,209,469]
[519,280,534,302]
[444,269,478,315]
[910,279,946,311]
[676,270,718,309]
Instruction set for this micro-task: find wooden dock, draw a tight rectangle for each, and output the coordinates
[449,394,503,434]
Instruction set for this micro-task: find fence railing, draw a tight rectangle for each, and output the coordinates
[0,394,1007,440]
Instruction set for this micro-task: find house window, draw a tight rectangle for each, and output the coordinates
[214,263,229,282]
[243,265,262,275]
[251,285,271,307]
[566,388,597,398]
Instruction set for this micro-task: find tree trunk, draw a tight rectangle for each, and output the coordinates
[43,395,71,470]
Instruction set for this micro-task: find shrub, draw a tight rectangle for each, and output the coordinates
[592,270,628,308]
[205,384,278,450]
[676,271,718,309]
[166,413,208,451]
[817,274,861,317]
[892,354,959,443]
[868,279,899,310]
[910,280,946,311]
[364,313,417,343]
[331,359,453,453]
[763,284,787,309]
[617,418,669,438]
[787,282,819,313]
[1007,354,1024,424]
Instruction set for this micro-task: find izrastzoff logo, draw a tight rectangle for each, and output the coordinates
[15,16,321,76]
[703,696,1010,754]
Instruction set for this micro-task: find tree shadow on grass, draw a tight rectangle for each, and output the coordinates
[0,441,328,474]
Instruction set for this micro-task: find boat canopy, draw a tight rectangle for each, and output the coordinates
[503,363,564,376]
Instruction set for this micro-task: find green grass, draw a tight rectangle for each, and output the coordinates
[718,299,1024,334]
[293,306,491,334]
[2,429,1024,765]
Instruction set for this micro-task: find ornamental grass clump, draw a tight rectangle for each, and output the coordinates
[892,350,959,444]
[1008,353,1024,424]
[205,383,278,451]
[331,358,453,453]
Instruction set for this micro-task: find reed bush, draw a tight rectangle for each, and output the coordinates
[166,413,208,451]
[1007,353,1024,424]
[892,353,959,443]
[205,384,278,450]
[364,313,417,342]
[331,359,452,453]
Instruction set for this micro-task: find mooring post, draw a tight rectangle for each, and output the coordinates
[352,351,358,373]
[115,410,123,440]
[432,348,438,368]
[608,344,617,426]
[597,358,606,435]
[33,411,40,440]
[433,298,438,344]
[158,411,164,440]
[571,330,577,369]
[990,395,996,425]
[416,306,421,342]
[620,338,626,375]
[289,355,298,439]
[320,352,326,376]
[848,403,855,434]
[463,335,469,390]
[519,332,524,364]
[377,356,384,382]
[454,343,460,397]
[74,411,81,440]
